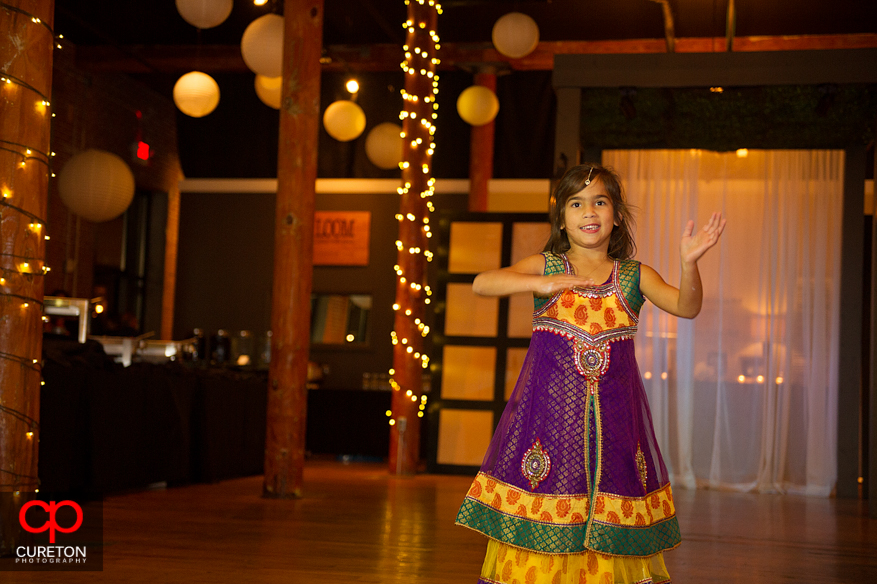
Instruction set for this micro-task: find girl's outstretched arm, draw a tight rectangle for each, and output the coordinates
[472,254,597,297]
[640,212,726,318]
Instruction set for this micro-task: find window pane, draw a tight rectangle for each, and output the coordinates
[448,222,503,274]
[445,283,499,337]
[510,222,551,265]
[505,348,529,400]
[508,292,534,338]
[441,345,496,400]
[437,409,494,466]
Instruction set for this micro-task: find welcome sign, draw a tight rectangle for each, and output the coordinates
[313,211,370,266]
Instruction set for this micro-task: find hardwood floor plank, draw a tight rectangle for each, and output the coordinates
[3,461,875,583]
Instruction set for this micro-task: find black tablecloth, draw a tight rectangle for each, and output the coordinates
[39,337,390,495]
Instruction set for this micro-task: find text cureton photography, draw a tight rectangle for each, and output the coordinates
[0,494,103,572]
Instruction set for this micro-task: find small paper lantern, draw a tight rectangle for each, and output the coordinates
[492,12,540,59]
[173,71,220,118]
[57,150,135,223]
[255,74,282,109]
[323,100,366,142]
[365,123,404,169]
[241,14,284,77]
[456,85,499,126]
[175,0,233,29]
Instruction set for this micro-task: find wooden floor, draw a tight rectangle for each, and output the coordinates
[5,460,877,583]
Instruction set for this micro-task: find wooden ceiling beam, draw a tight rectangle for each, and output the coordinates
[74,33,877,74]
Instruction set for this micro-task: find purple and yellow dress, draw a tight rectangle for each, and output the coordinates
[456,253,680,584]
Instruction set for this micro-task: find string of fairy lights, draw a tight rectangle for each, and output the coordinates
[0,1,63,493]
[385,0,441,428]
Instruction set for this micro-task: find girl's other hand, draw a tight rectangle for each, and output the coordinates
[681,212,726,265]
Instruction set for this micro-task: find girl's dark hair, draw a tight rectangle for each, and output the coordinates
[542,163,636,260]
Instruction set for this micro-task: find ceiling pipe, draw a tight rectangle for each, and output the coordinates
[648,0,676,53]
[726,0,736,52]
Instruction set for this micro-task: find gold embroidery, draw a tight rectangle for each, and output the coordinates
[521,439,552,490]
[635,442,648,493]
[574,340,611,395]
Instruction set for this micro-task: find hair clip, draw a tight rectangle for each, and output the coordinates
[584,166,594,186]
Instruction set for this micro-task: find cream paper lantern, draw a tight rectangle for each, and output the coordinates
[365,123,404,169]
[241,14,284,78]
[492,12,540,59]
[173,71,220,118]
[255,75,282,109]
[323,100,366,142]
[57,150,135,223]
[456,85,500,126]
[175,0,233,29]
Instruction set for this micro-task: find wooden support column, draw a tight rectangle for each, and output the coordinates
[0,0,53,553]
[263,0,323,498]
[871,137,877,518]
[552,86,581,194]
[388,0,439,476]
[837,145,865,499]
[160,173,181,340]
[468,70,496,212]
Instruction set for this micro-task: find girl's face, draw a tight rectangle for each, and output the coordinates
[561,179,618,252]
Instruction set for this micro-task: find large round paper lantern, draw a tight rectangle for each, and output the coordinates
[175,0,233,29]
[255,74,282,109]
[57,150,135,223]
[456,85,499,126]
[365,123,404,169]
[323,100,366,142]
[241,14,284,77]
[492,12,539,59]
[173,71,220,118]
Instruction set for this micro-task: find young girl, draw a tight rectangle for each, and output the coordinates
[455,164,725,584]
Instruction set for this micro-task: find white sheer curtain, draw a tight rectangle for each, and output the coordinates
[603,150,843,496]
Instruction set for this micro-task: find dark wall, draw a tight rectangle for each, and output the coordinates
[175,189,467,389]
[176,70,556,180]
[174,192,276,339]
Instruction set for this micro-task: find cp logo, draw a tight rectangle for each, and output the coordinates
[19,500,83,544]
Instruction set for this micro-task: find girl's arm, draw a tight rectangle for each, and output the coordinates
[472,254,597,297]
[640,212,726,319]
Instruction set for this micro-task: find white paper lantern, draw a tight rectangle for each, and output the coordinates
[173,71,220,118]
[241,14,284,78]
[456,85,499,126]
[323,100,366,142]
[365,123,404,169]
[57,150,135,223]
[492,12,540,59]
[175,0,233,29]
[255,75,282,109]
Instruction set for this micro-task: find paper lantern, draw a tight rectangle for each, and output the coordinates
[175,0,233,29]
[323,100,366,142]
[365,123,403,169]
[241,14,284,77]
[492,12,540,59]
[173,71,220,117]
[456,85,499,126]
[57,150,135,223]
[255,75,282,109]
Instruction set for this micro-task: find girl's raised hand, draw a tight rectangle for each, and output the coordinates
[680,212,726,265]
[535,274,596,296]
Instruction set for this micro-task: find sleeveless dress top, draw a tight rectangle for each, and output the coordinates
[456,253,680,584]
